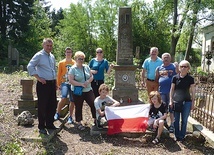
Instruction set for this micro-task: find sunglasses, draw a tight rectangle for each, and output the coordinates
[77,58,84,61]
[180,66,188,68]
[96,51,103,54]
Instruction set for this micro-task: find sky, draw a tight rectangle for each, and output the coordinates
[49,0,78,11]
[49,0,152,11]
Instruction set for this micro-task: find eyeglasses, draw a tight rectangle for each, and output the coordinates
[77,58,84,61]
[96,51,103,54]
[180,66,188,68]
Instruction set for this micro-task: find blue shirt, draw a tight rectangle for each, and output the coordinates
[88,58,109,80]
[157,63,177,94]
[68,64,92,92]
[142,57,163,80]
[27,50,56,80]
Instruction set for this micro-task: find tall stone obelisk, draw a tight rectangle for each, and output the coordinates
[112,7,138,103]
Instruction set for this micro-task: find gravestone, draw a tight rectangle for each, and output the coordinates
[112,7,139,104]
[8,43,19,66]
[14,80,69,117]
[14,79,37,116]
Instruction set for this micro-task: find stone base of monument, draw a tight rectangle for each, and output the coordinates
[14,98,38,116]
[14,98,69,117]
[90,125,108,135]
[90,125,169,138]
[119,99,145,106]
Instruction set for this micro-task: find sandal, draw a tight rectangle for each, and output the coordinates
[77,124,85,131]
[152,137,160,144]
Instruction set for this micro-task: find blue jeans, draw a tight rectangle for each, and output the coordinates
[174,101,192,139]
[60,83,73,102]
[161,93,173,113]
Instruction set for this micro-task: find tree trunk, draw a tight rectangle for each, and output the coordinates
[170,0,178,61]
[184,0,201,61]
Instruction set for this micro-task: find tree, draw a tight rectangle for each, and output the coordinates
[93,0,130,61]
[55,3,92,61]
[132,0,171,60]
[184,0,214,61]
[20,0,53,60]
[0,0,34,63]
[50,8,64,36]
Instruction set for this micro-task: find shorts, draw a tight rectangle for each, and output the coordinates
[60,82,73,102]
[161,93,173,113]
[148,117,155,126]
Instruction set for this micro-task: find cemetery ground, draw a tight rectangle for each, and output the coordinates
[0,72,214,155]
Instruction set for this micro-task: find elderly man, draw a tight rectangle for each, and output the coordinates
[155,53,178,133]
[141,47,163,95]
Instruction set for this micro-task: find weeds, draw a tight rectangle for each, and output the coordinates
[1,141,23,155]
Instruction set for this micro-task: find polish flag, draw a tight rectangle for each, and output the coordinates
[105,104,150,135]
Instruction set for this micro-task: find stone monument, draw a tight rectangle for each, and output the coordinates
[14,79,37,116]
[112,7,139,104]
[14,79,69,118]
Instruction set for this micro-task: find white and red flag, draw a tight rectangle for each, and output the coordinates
[105,104,150,135]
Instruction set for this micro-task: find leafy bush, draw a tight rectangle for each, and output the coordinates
[196,66,208,76]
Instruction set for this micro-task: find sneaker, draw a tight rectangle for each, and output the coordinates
[169,125,174,133]
[67,116,73,124]
[54,113,60,120]
[39,128,47,134]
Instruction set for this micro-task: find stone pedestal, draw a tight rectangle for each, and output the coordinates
[14,79,37,116]
[20,79,33,100]
[14,79,69,117]
[112,65,138,102]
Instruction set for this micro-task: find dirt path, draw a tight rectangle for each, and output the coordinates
[0,73,214,154]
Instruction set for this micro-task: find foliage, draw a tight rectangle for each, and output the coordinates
[24,0,53,59]
[0,0,34,63]
[1,141,23,155]
[132,0,171,60]
[0,0,213,68]
[196,66,208,76]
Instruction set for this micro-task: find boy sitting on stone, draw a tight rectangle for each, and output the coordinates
[94,84,120,129]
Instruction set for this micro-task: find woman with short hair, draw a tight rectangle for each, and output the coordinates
[68,51,96,130]
[169,60,195,141]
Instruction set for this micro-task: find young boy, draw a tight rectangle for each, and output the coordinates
[94,84,120,129]
[148,91,167,144]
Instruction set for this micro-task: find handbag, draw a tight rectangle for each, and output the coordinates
[73,67,86,96]
[173,101,184,112]
[73,86,83,96]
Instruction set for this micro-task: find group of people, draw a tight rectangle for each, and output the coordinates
[27,38,116,134]
[27,38,195,145]
[142,47,195,144]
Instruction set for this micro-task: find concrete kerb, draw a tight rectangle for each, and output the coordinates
[188,116,214,147]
